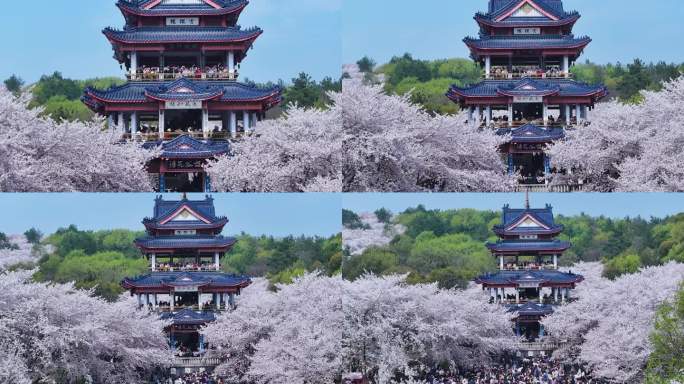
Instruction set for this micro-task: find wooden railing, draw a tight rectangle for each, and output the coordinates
[123,131,232,142]
[149,304,234,313]
[128,71,237,82]
[487,72,572,80]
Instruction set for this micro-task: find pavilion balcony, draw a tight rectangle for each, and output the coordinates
[486,66,573,80]
[123,130,234,142]
[479,120,570,129]
[501,263,558,271]
[496,297,579,305]
[145,303,236,312]
[151,263,221,272]
[127,67,238,82]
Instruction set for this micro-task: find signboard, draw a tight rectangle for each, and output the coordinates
[513,96,543,103]
[514,27,541,35]
[166,17,200,26]
[168,160,205,170]
[518,281,541,289]
[166,100,202,110]
[175,285,199,292]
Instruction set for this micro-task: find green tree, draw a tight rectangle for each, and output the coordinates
[24,228,43,244]
[602,253,642,280]
[374,208,392,224]
[357,56,376,73]
[343,209,369,229]
[343,248,400,280]
[4,74,24,94]
[645,284,684,384]
[0,232,19,250]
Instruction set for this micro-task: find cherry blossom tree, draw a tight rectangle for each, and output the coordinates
[0,271,170,384]
[549,76,684,192]
[341,275,514,383]
[206,104,342,192]
[203,276,343,384]
[341,80,517,192]
[544,262,684,383]
[342,212,405,256]
[0,235,35,270]
[0,87,158,192]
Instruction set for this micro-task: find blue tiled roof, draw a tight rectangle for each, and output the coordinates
[448,79,607,98]
[476,269,583,286]
[146,78,225,101]
[502,204,555,227]
[497,124,565,143]
[464,35,590,50]
[136,235,237,249]
[104,26,261,44]
[118,0,248,16]
[507,302,554,316]
[160,308,216,325]
[142,135,229,160]
[486,240,570,252]
[487,0,570,19]
[152,195,220,221]
[85,80,281,104]
[122,271,251,288]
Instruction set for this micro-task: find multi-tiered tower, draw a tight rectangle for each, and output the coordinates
[121,195,251,374]
[447,0,607,185]
[475,196,583,356]
[83,0,282,192]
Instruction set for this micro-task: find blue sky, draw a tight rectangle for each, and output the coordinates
[0,193,341,237]
[343,0,684,66]
[0,0,341,84]
[343,193,684,220]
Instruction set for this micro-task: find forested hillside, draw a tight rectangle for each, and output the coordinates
[23,225,341,300]
[343,206,684,288]
[3,71,341,122]
[350,54,684,115]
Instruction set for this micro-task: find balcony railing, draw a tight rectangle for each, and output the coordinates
[487,72,572,80]
[145,304,235,313]
[171,356,222,368]
[128,69,237,81]
[151,264,220,272]
[478,120,574,129]
[123,131,232,142]
[501,264,557,271]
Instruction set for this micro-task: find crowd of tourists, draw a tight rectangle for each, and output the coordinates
[133,64,234,80]
[490,66,566,79]
[159,371,225,384]
[155,262,218,272]
[420,357,605,384]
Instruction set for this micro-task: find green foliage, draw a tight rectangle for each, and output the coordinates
[282,72,342,109]
[4,74,24,94]
[345,206,684,286]
[572,59,682,103]
[645,284,684,384]
[343,209,370,229]
[0,232,19,250]
[357,56,376,73]
[602,253,642,280]
[35,225,341,299]
[26,71,124,122]
[374,208,392,224]
[24,228,43,244]
[375,55,481,115]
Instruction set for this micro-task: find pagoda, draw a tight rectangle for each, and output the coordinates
[447,0,607,185]
[82,0,282,192]
[121,195,251,374]
[475,194,583,356]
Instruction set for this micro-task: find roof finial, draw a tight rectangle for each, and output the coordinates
[182,192,187,200]
[525,188,530,210]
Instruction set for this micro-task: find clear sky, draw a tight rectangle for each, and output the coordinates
[0,193,341,237]
[0,0,341,84]
[343,193,684,220]
[343,0,684,66]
